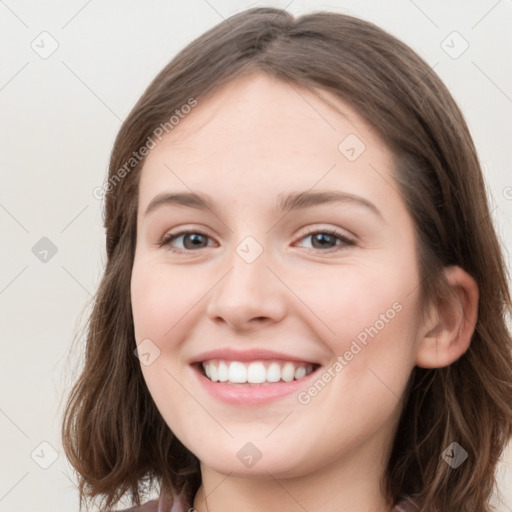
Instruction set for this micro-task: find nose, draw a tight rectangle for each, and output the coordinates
[205,244,287,331]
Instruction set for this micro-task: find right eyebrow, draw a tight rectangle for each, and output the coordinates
[144,192,213,217]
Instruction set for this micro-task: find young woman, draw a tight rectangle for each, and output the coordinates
[62,8,512,512]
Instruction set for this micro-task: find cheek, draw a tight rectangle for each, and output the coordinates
[130,259,203,343]
[294,257,421,419]
[315,279,420,417]
[130,260,203,425]
[296,256,418,347]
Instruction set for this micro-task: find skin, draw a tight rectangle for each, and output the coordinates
[130,72,479,512]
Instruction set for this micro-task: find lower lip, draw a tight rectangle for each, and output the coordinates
[193,365,320,405]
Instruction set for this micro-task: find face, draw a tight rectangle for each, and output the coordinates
[131,73,425,479]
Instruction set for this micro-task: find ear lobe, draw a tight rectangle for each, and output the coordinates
[415,266,479,369]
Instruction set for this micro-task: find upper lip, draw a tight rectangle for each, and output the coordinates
[190,348,321,365]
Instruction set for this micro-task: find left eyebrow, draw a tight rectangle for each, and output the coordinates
[143,189,385,222]
[276,190,385,222]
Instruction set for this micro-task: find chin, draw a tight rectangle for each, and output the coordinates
[193,440,314,479]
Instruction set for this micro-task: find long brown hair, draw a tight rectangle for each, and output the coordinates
[62,8,512,511]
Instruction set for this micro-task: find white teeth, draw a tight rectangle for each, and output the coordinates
[228,361,247,383]
[294,366,306,380]
[247,362,266,384]
[281,362,295,382]
[210,363,219,382]
[266,362,281,382]
[218,361,229,382]
[201,359,315,384]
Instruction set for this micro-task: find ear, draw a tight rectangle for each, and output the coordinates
[415,266,479,369]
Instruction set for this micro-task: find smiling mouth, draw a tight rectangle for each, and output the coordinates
[196,359,321,385]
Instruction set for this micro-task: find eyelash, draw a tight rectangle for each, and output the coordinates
[158,228,355,254]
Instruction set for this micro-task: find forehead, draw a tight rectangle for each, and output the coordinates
[137,72,396,212]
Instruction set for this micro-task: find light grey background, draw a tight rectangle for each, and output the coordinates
[1,1,511,511]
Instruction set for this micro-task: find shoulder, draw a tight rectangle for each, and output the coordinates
[115,499,159,512]
[118,495,414,512]
[115,493,189,512]
[393,496,419,511]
